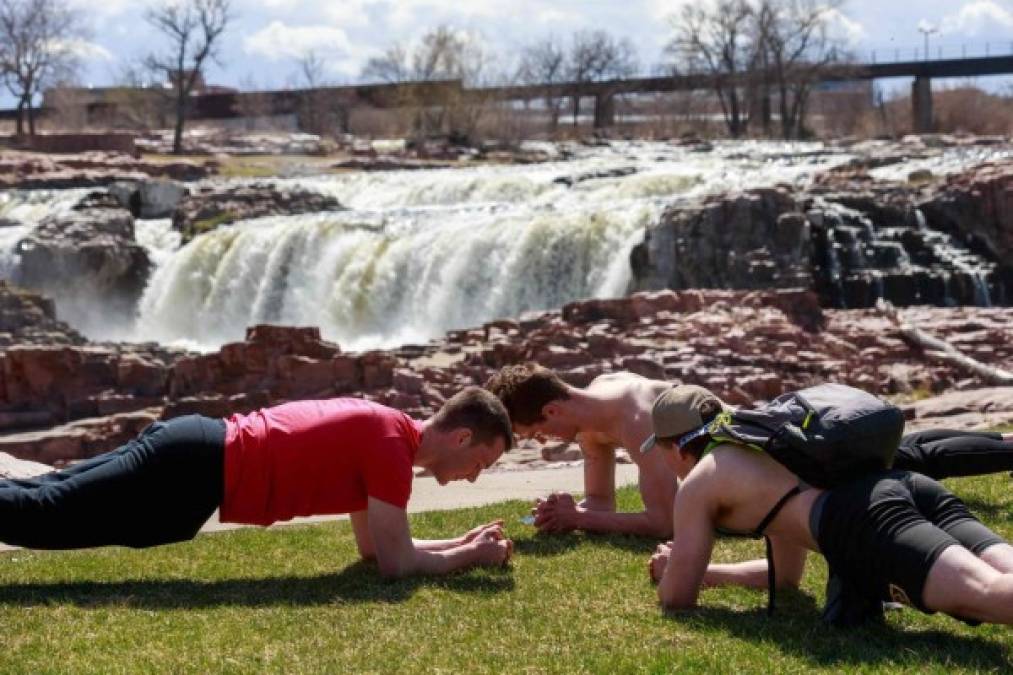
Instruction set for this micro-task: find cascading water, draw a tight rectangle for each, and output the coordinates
[10,141,1009,351]
[135,201,657,350]
[134,141,856,350]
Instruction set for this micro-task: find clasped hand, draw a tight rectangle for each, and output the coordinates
[531,492,580,532]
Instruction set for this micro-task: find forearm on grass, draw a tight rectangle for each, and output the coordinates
[403,541,480,576]
[411,536,464,552]
[576,508,671,538]
[378,541,485,578]
[703,560,770,589]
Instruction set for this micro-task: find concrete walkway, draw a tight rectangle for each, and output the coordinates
[0,464,639,551]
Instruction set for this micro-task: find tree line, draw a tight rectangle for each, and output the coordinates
[2,0,850,152]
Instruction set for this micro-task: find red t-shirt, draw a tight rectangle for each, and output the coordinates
[219,398,422,526]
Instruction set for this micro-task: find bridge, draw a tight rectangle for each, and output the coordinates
[3,54,1012,134]
[472,54,1013,130]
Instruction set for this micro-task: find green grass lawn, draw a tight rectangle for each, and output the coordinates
[2,477,1013,673]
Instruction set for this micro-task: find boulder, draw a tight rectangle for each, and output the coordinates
[172,183,343,242]
[105,179,188,218]
[631,187,810,293]
[13,208,151,328]
[918,162,1013,270]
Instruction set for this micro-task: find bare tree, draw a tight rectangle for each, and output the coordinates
[363,26,488,143]
[517,36,567,130]
[666,0,755,138]
[757,0,848,139]
[0,0,82,137]
[145,0,232,155]
[566,30,637,126]
[293,49,350,136]
[294,50,321,89]
[363,43,411,84]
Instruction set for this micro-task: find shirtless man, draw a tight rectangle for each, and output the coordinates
[645,385,1013,627]
[486,364,675,537]
[487,363,1013,540]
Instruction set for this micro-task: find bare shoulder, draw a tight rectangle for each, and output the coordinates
[675,454,722,512]
[705,443,800,503]
[587,371,646,387]
[707,444,770,481]
[588,371,670,409]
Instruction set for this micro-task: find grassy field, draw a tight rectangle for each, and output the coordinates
[1,477,1012,673]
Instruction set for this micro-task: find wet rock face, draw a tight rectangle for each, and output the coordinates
[807,198,1000,309]
[171,183,344,242]
[0,281,86,347]
[918,162,1013,298]
[13,208,152,326]
[632,188,812,293]
[633,161,1011,309]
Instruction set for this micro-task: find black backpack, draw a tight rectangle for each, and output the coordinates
[697,383,905,619]
[703,383,906,489]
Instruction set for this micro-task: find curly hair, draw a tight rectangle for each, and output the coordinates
[484,363,571,426]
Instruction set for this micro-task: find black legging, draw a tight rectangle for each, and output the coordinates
[893,429,1013,479]
[0,415,225,549]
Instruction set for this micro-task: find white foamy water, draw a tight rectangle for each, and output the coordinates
[11,141,1008,351]
[868,145,1013,182]
[135,219,182,268]
[135,141,856,350]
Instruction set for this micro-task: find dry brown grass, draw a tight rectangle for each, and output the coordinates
[869,85,1013,137]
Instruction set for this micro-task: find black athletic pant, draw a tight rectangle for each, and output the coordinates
[892,429,1013,479]
[0,415,225,550]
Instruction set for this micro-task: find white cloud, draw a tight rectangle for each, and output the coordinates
[825,8,868,46]
[66,0,134,17]
[242,20,353,61]
[321,0,372,28]
[939,0,1013,35]
[54,38,114,62]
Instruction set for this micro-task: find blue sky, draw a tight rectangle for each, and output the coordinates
[19,0,1013,99]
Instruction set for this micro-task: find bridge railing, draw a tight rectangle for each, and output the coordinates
[867,41,1013,64]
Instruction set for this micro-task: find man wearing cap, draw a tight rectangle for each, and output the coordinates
[487,363,1013,540]
[642,384,1013,628]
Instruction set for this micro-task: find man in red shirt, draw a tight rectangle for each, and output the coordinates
[0,387,515,577]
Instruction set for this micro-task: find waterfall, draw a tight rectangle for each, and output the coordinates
[134,141,859,350]
[8,141,1008,350]
[135,205,655,350]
